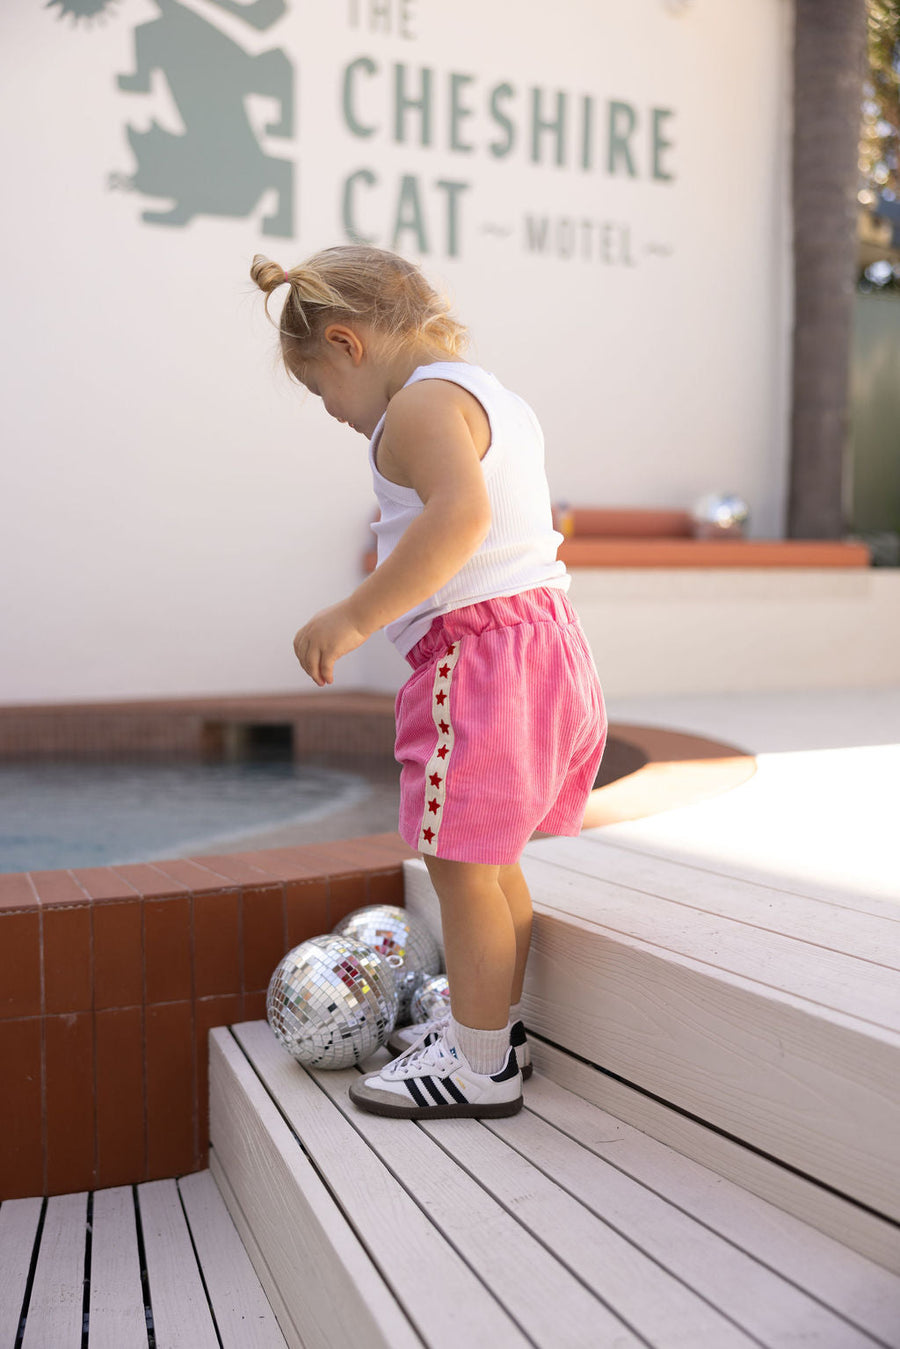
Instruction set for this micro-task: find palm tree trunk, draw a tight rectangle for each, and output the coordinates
[789,0,867,537]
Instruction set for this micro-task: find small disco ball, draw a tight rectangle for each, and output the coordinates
[409,973,452,1024]
[266,935,399,1069]
[691,493,750,539]
[334,905,441,1024]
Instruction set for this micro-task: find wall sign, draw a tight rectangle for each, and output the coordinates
[52,0,676,264]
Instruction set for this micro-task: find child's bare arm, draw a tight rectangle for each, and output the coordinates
[293,381,491,686]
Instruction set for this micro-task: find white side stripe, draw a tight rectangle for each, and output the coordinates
[417,640,462,855]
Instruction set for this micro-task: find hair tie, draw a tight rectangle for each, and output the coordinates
[283,269,290,285]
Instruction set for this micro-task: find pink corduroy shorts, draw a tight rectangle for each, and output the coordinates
[394,587,607,865]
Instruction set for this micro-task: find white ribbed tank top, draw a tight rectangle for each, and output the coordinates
[368,362,569,655]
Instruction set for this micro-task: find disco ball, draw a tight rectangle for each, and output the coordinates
[409,973,452,1024]
[266,935,399,1069]
[691,493,750,539]
[333,905,442,1023]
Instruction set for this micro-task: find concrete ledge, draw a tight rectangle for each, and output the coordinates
[570,567,900,696]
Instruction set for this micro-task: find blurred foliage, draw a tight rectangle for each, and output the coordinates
[859,1,900,289]
[860,0,900,198]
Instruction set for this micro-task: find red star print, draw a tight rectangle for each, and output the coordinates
[445,645,455,655]
[438,663,450,678]
[427,797,440,815]
[435,690,447,706]
[422,827,435,843]
[438,720,449,734]
[436,745,449,759]
[429,772,442,787]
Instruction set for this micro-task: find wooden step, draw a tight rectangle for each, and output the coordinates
[403,841,900,1271]
[0,1173,286,1349]
[208,1022,900,1349]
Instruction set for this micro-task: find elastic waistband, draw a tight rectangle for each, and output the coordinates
[406,587,577,669]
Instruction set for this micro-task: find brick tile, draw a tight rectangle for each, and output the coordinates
[328,873,369,928]
[336,833,415,869]
[366,869,406,908]
[93,901,143,1010]
[95,1006,145,1188]
[71,867,139,904]
[0,872,37,913]
[28,870,89,908]
[0,1018,43,1199]
[234,849,323,882]
[187,853,274,885]
[241,885,286,992]
[110,863,189,901]
[193,890,240,997]
[0,911,42,1019]
[43,904,92,1014]
[146,1001,195,1180]
[45,1011,96,1195]
[151,857,236,895]
[285,878,330,949]
[243,989,267,1021]
[144,895,192,1004]
[195,994,242,1157]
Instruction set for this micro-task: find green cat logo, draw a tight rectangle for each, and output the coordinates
[94,0,295,235]
[47,0,119,17]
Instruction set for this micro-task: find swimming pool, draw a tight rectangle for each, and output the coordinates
[0,760,369,874]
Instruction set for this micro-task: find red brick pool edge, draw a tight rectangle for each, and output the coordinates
[0,832,414,1201]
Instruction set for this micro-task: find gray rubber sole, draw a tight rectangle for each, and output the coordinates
[348,1081,523,1120]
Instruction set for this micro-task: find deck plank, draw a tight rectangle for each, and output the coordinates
[88,1186,148,1349]
[178,1169,288,1349]
[137,1178,220,1349]
[523,1066,900,1344]
[0,1198,42,1348]
[486,1104,886,1348]
[234,1021,637,1349]
[210,1027,423,1349]
[21,1191,86,1349]
[532,834,900,969]
[415,1113,757,1347]
[521,852,900,1031]
[531,1037,900,1281]
[524,899,900,1218]
[208,1152,307,1349]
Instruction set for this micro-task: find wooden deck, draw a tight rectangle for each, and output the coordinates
[4,689,897,1347]
[0,1171,286,1348]
[210,1022,900,1349]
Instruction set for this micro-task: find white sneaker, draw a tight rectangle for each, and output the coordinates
[349,1022,523,1119]
[387,1015,533,1079]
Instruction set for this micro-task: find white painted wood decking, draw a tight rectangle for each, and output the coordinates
[0,1172,286,1349]
[210,1023,900,1349]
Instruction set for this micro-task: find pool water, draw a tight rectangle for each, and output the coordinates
[0,760,369,874]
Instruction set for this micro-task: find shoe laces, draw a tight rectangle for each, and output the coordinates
[382,1029,454,1080]
[396,1013,450,1055]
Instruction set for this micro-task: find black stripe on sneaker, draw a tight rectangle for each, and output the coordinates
[491,1048,519,1082]
[404,1078,428,1107]
[419,1075,449,1105]
[441,1075,468,1104]
[510,1020,527,1047]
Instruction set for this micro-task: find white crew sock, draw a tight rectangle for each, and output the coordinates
[451,1017,511,1075]
[509,1000,524,1027]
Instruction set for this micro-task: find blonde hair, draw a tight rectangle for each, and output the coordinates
[250,245,468,375]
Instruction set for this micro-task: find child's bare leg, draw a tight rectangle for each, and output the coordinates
[423,856,515,1030]
[498,861,533,1006]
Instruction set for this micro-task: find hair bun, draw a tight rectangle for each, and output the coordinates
[250,253,288,296]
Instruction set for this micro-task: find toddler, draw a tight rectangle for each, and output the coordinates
[251,245,606,1119]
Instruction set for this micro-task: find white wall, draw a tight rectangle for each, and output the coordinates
[0,0,793,704]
